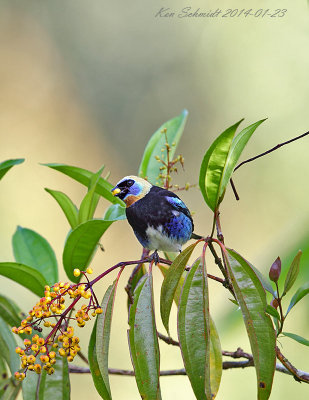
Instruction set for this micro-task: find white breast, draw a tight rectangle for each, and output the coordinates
[145,225,182,252]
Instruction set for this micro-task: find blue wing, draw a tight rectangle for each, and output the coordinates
[165,196,192,220]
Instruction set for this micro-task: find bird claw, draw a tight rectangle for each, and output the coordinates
[150,250,160,265]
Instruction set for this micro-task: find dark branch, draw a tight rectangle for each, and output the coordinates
[276,346,309,383]
[230,178,240,201]
[68,362,309,380]
[234,129,309,172]
[157,332,179,346]
[222,347,253,361]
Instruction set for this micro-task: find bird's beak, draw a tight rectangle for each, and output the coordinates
[111,187,121,197]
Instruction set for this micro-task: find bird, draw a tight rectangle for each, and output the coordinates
[111,175,197,260]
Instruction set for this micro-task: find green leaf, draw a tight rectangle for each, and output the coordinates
[63,219,113,283]
[209,318,222,398]
[43,163,124,205]
[0,295,25,328]
[95,282,118,400]
[220,119,266,194]
[265,305,280,321]
[12,226,58,285]
[283,250,302,296]
[0,263,48,297]
[282,332,309,346]
[45,188,79,229]
[160,242,198,335]
[38,354,70,400]
[0,356,8,382]
[103,203,126,221]
[138,110,188,184]
[199,120,243,211]
[127,264,147,310]
[78,165,105,224]
[158,264,187,306]
[286,282,309,316]
[0,159,24,181]
[89,320,105,399]
[128,272,161,400]
[22,369,40,400]
[0,317,19,374]
[199,119,266,211]
[249,264,276,297]
[0,378,21,400]
[178,259,221,399]
[226,249,276,400]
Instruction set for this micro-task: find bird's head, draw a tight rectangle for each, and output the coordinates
[111,175,152,207]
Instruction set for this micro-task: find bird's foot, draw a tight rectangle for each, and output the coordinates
[150,250,160,265]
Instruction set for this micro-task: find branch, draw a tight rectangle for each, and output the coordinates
[157,331,179,346]
[222,347,253,360]
[68,362,309,380]
[234,129,309,172]
[276,346,309,383]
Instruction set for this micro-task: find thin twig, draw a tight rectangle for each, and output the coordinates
[77,351,89,365]
[234,129,309,172]
[208,241,234,296]
[208,241,228,281]
[230,178,240,201]
[157,332,179,346]
[275,282,285,336]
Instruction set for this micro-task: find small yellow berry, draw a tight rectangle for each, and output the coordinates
[59,348,66,357]
[47,368,55,375]
[73,269,81,277]
[95,308,103,315]
[86,267,93,274]
[31,344,39,352]
[34,364,42,374]
[32,335,39,343]
[27,355,36,364]
[40,355,49,363]
[25,326,32,334]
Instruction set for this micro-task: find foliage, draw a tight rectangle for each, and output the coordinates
[0,111,308,399]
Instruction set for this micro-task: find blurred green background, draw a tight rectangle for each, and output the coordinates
[1,0,308,398]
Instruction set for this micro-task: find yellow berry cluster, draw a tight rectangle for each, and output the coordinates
[12,267,102,380]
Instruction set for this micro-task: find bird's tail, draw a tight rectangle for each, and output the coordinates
[191,232,203,240]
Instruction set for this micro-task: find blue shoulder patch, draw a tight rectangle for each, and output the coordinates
[165,196,187,210]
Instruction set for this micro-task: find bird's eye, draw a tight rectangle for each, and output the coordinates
[126,179,134,187]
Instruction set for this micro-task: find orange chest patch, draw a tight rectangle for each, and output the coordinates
[125,194,143,208]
